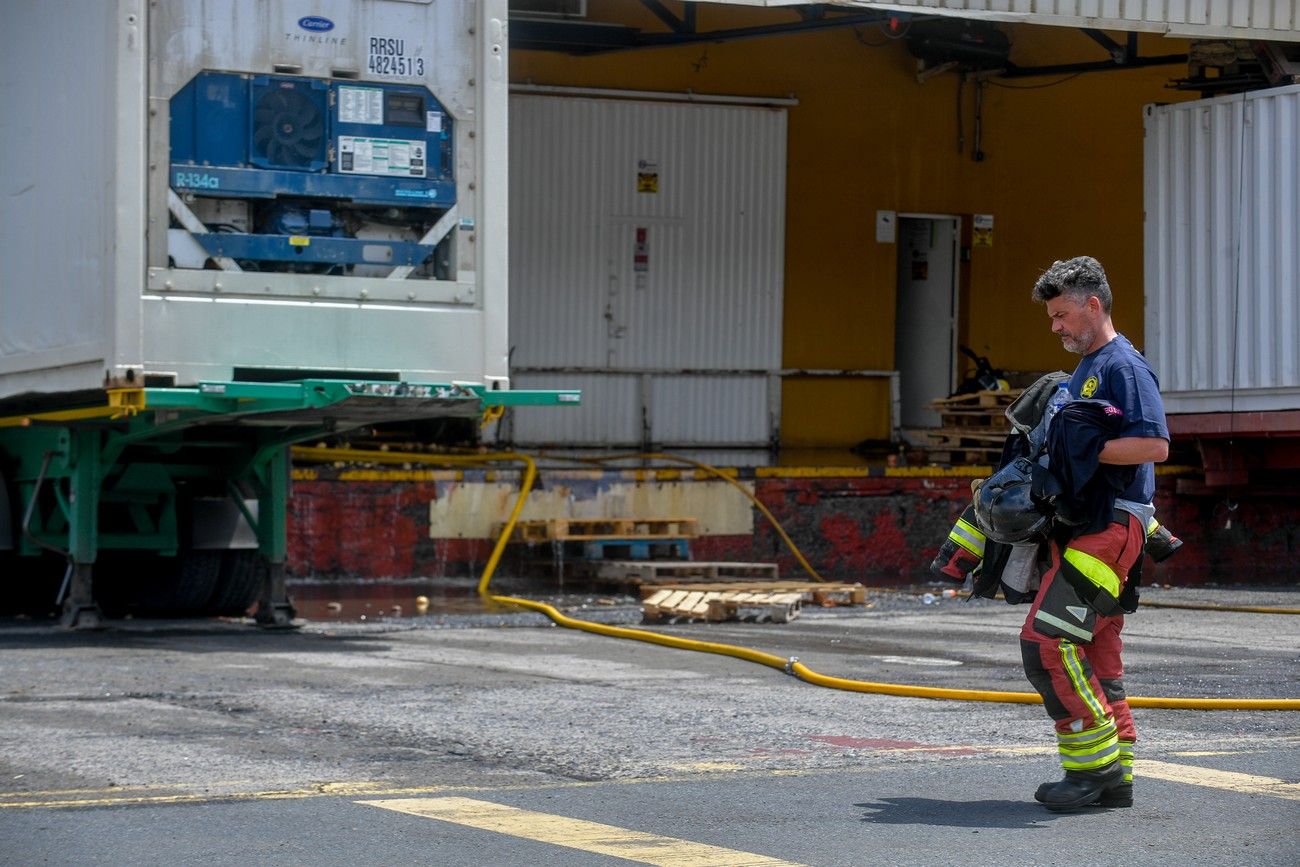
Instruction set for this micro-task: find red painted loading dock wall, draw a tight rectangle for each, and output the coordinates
[286,470,1297,587]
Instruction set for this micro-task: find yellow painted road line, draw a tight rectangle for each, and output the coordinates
[0,783,455,811]
[359,796,806,867]
[1141,760,1300,801]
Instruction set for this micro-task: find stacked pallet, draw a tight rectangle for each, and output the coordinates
[502,517,698,565]
[590,561,778,585]
[502,518,783,594]
[641,581,868,623]
[506,517,698,544]
[918,388,1021,464]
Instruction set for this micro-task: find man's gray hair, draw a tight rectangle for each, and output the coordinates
[1032,256,1113,313]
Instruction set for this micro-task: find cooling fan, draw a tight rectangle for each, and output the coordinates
[250,80,327,171]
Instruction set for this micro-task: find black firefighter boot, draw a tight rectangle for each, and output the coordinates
[1034,777,1132,808]
[1035,739,1135,808]
[1034,760,1126,812]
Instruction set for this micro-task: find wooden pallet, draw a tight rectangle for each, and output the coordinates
[929,389,1019,434]
[930,388,1022,410]
[919,447,1002,465]
[641,581,867,606]
[589,560,779,584]
[922,429,1007,447]
[642,588,804,623]
[911,389,1011,464]
[580,539,692,561]
[506,517,699,544]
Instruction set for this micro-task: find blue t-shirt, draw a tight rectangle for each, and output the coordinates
[1066,334,1169,503]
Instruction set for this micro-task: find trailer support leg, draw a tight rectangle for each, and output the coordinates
[252,446,296,628]
[61,562,101,630]
[62,428,103,630]
[255,561,295,628]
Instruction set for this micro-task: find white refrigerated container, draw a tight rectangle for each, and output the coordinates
[0,0,510,399]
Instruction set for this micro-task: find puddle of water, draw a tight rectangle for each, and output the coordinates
[287,582,514,621]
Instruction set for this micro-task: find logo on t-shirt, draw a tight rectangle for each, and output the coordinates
[1081,375,1100,398]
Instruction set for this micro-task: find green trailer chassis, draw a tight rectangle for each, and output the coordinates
[0,380,578,629]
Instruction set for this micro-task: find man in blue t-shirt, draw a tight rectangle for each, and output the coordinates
[1023,256,1169,812]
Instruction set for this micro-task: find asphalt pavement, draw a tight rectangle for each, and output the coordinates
[0,585,1296,866]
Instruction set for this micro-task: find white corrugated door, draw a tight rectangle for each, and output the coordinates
[508,93,787,448]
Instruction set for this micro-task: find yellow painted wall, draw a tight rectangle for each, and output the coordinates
[511,4,1198,446]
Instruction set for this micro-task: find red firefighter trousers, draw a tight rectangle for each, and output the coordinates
[1019,516,1144,742]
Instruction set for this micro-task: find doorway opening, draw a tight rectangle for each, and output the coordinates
[894,214,960,432]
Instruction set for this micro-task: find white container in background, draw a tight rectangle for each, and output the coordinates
[1144,84,1300,415]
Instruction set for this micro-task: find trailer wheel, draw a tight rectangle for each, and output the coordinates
[207,550,265,616]
[95,551,224,617]
[0,553,65,618]
[136,551,224,615]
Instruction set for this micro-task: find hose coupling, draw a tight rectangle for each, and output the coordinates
[785,656,800,675]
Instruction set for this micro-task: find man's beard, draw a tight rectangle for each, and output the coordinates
[1060,327,1096,355]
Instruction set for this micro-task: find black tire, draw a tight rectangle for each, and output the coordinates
[94,551,224,618]
[207,550,265,616]
[136,551,224,615]
[0,553,66,618]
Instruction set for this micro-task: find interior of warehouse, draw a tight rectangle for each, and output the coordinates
[505,2,1204,453]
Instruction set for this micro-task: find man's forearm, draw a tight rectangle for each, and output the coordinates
[1098,436,1170,465]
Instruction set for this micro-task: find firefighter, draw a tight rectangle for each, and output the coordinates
[936,257,1169,812]
[1023,257,1169,811]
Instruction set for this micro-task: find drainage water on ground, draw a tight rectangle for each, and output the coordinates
[288,582,507,621]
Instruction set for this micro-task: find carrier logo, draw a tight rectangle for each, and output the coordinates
[298,15,335,32]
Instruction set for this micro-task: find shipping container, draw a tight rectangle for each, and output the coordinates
[1144,83,1300,415]
[1,0,510,397]
[1144,83,1300,488]
[0,0,577,627]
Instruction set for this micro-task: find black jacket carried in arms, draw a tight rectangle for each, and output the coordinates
[971,394,1132,604]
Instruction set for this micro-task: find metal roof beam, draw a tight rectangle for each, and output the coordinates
[1002,53,1187,78]
[640,0,693,34]
[511,9,900,54]
[1082,28,1125,63]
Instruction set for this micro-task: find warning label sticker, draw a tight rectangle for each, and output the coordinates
[338,135,426,178]
[338,87,384,125]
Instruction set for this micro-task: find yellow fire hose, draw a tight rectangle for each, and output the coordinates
[1137,600,1300,615]
[291,445,1300,712]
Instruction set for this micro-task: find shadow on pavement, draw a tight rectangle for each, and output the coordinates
[856,798,1064,828]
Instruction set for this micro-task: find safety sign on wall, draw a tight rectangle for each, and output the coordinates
[973,213,994,248]
[634,227,649,273]
[637,159,659,193]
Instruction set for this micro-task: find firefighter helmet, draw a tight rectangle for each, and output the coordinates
[973,457,1053,544]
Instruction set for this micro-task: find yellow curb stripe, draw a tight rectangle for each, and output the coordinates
[359,796,806,866]
[1141,760,1300,801]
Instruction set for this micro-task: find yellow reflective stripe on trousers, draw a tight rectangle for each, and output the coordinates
[1060,738,1120,771]
[1056,718,1116,745]
[1057,719,1120,771]
[1059,642,1108,723]
[950,518,986,556]
[1118,740,1135,782]
[1062,547,1121,599]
